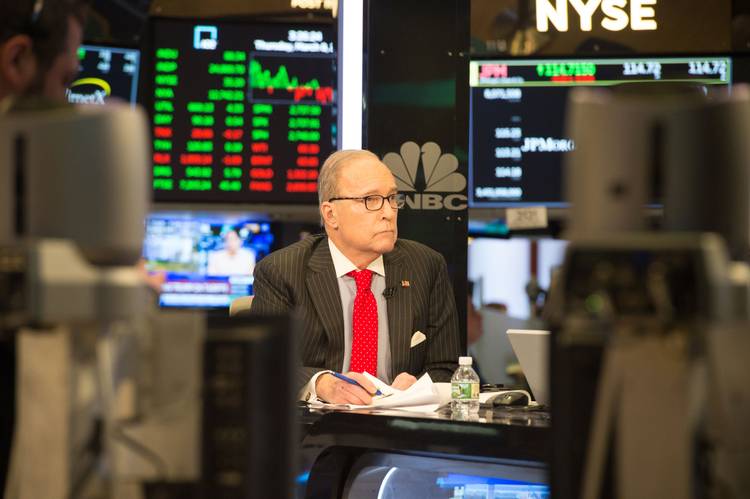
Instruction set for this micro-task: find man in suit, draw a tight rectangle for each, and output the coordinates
[249,149,462,405]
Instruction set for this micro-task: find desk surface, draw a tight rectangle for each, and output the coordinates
[301,405,549,461]
[299,406,550,498]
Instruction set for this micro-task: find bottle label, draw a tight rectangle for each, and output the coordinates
[451,382,479,400]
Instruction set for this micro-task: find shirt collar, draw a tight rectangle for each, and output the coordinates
[328,238,385,278]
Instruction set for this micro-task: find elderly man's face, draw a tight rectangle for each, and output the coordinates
[327,157,398,263]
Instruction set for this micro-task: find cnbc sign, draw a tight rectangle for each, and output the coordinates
[382,142,467,211]
[536,0,658,32]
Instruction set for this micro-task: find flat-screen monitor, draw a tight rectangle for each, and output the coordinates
[144,17,336,204]
[67,44,140,105]
[469,55,737,208]
[142,213,275,309]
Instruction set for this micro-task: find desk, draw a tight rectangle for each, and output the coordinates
[299,406,550,498]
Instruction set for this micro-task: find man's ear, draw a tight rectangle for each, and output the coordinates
[320,202,338,229]
[0,34,37,95]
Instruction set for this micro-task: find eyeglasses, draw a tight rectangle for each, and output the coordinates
[328,193,403,211]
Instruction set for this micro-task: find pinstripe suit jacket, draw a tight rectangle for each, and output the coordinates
[247,234,461,391]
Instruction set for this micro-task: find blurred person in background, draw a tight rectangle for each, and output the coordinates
[0,0,90,492]
[0,0,87,103]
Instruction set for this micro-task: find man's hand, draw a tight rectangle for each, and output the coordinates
[315,371,377,405]
[391,372,417,390]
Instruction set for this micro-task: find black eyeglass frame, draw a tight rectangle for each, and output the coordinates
[328,193,403,211]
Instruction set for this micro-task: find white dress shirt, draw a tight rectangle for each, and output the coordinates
[302,239,392,401]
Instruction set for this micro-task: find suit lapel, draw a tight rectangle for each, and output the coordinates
[305,238,345,370]
[384,244,413,377]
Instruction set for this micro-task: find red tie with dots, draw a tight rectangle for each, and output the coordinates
[348,269,378,376]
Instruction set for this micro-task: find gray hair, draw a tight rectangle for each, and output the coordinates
[318,149,380,205]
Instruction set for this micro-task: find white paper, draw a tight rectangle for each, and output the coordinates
[383,403,441,413]
[308,372,440,410]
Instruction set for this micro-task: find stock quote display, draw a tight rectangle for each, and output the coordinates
[68,45,140,105]
[149,19,336,203]
[469,57,732,207]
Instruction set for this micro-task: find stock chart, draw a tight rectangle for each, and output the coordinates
[148,19,336,203]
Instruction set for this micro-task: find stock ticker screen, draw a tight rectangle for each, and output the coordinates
[146,18,336,203]
[469,56,733,207]
[68,44,140,105]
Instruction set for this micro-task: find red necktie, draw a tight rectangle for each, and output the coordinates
[348,269,378,376]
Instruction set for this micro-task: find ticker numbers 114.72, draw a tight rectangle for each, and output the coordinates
[688,60,727,81]
[622,61,662,80]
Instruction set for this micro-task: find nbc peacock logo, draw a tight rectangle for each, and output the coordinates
[382,141,468,211]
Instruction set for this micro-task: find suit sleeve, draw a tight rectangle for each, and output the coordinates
[247,258,328,392]
[422,253,462,382]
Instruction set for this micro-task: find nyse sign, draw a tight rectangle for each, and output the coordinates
[536,0,658,32]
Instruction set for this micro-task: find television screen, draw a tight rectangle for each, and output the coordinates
[67,44,140,105]
[142,213,275,309]
[145,17,336,204]
[469,55,735,208]
[436,474,549,499]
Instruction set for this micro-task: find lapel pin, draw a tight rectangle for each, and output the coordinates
[401,280,410,287]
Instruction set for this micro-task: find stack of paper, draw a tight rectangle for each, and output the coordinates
[309,372,440,410]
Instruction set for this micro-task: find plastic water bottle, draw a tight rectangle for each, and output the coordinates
[451,356,480,417]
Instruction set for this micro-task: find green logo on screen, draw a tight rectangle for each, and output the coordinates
[382,142,467,211]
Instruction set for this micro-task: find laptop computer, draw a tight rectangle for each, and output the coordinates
[506,329,550,406]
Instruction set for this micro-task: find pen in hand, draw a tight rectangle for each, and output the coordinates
[332,372,383,396]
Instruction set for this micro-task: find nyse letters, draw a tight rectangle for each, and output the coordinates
[536,0,658,32]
